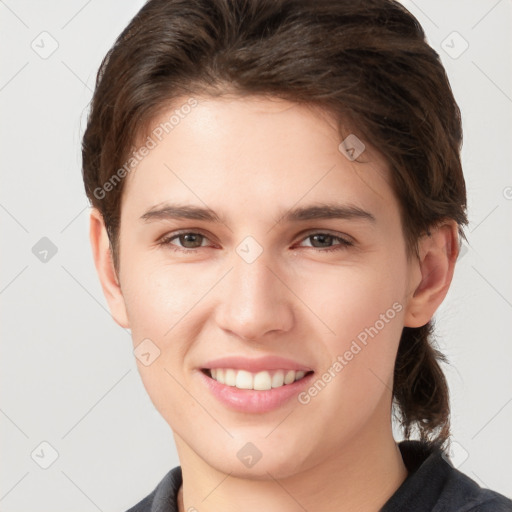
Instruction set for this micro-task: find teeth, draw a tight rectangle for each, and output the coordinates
[208,368,308,390]
[271,371,284,388]
[236,370,254,389]
[284,370,296,385]
[225,369,236,386]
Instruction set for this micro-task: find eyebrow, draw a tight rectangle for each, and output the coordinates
[140,201,376,226]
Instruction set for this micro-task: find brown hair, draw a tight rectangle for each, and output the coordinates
[82,0,468,446]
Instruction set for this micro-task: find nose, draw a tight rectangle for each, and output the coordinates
[214,252,294,342]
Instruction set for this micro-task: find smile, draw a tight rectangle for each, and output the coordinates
[203,368,313,390]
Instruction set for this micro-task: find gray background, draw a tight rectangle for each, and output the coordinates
[1,1,511,510]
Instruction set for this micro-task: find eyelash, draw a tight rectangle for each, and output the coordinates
[157,230,354,254]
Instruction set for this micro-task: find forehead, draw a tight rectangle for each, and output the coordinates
[121,95,397,224]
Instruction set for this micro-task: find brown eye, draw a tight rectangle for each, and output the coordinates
[308,234,335,248]
[159,231,210,252]
[298,232,353,252]
[176,233,205,248]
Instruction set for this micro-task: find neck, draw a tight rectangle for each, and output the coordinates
[175,416,408,512]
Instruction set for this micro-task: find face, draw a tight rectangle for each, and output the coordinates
[103,96,423,478]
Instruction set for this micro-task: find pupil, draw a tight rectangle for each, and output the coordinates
[313,234,332,247]
[178,234,333,249]
[181,233,201,248]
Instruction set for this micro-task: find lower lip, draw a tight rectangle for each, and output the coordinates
[198,370,315,413]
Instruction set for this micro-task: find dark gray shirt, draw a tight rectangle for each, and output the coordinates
[126,440,512,511]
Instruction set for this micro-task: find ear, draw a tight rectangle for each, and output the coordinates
[89,208,130,329]
[404,220,460,328]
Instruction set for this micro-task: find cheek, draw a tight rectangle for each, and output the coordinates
[122,258,203,339]
[120,260,214,409]
[294,256,406,396]
[294,256,406,340]
[123,242,407,354]
[121,263,197,417]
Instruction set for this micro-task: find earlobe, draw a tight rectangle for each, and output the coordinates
[89,208,130,329]
[404,221,459,328]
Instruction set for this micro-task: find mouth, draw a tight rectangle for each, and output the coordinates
[201,368,315,391]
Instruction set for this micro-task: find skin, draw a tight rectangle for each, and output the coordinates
[90,96,459,512]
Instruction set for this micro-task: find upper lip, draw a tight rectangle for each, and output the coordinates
[200,356,313,373]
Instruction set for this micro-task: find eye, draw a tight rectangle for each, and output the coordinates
[158,230,353,254]
[296,232,353,253]
[158,231,212,253]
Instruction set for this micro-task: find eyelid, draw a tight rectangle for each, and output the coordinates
[158,228,216,247]
[158,228,354,252]
[295,228,354,244]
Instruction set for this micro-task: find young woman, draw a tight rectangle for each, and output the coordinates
[83,0,512,510]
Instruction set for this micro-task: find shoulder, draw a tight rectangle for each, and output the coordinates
[124,466,182,512]
[382,441,512,512]
[125,492,155,512]
[437,465,512,511]
[466,498,512,512]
